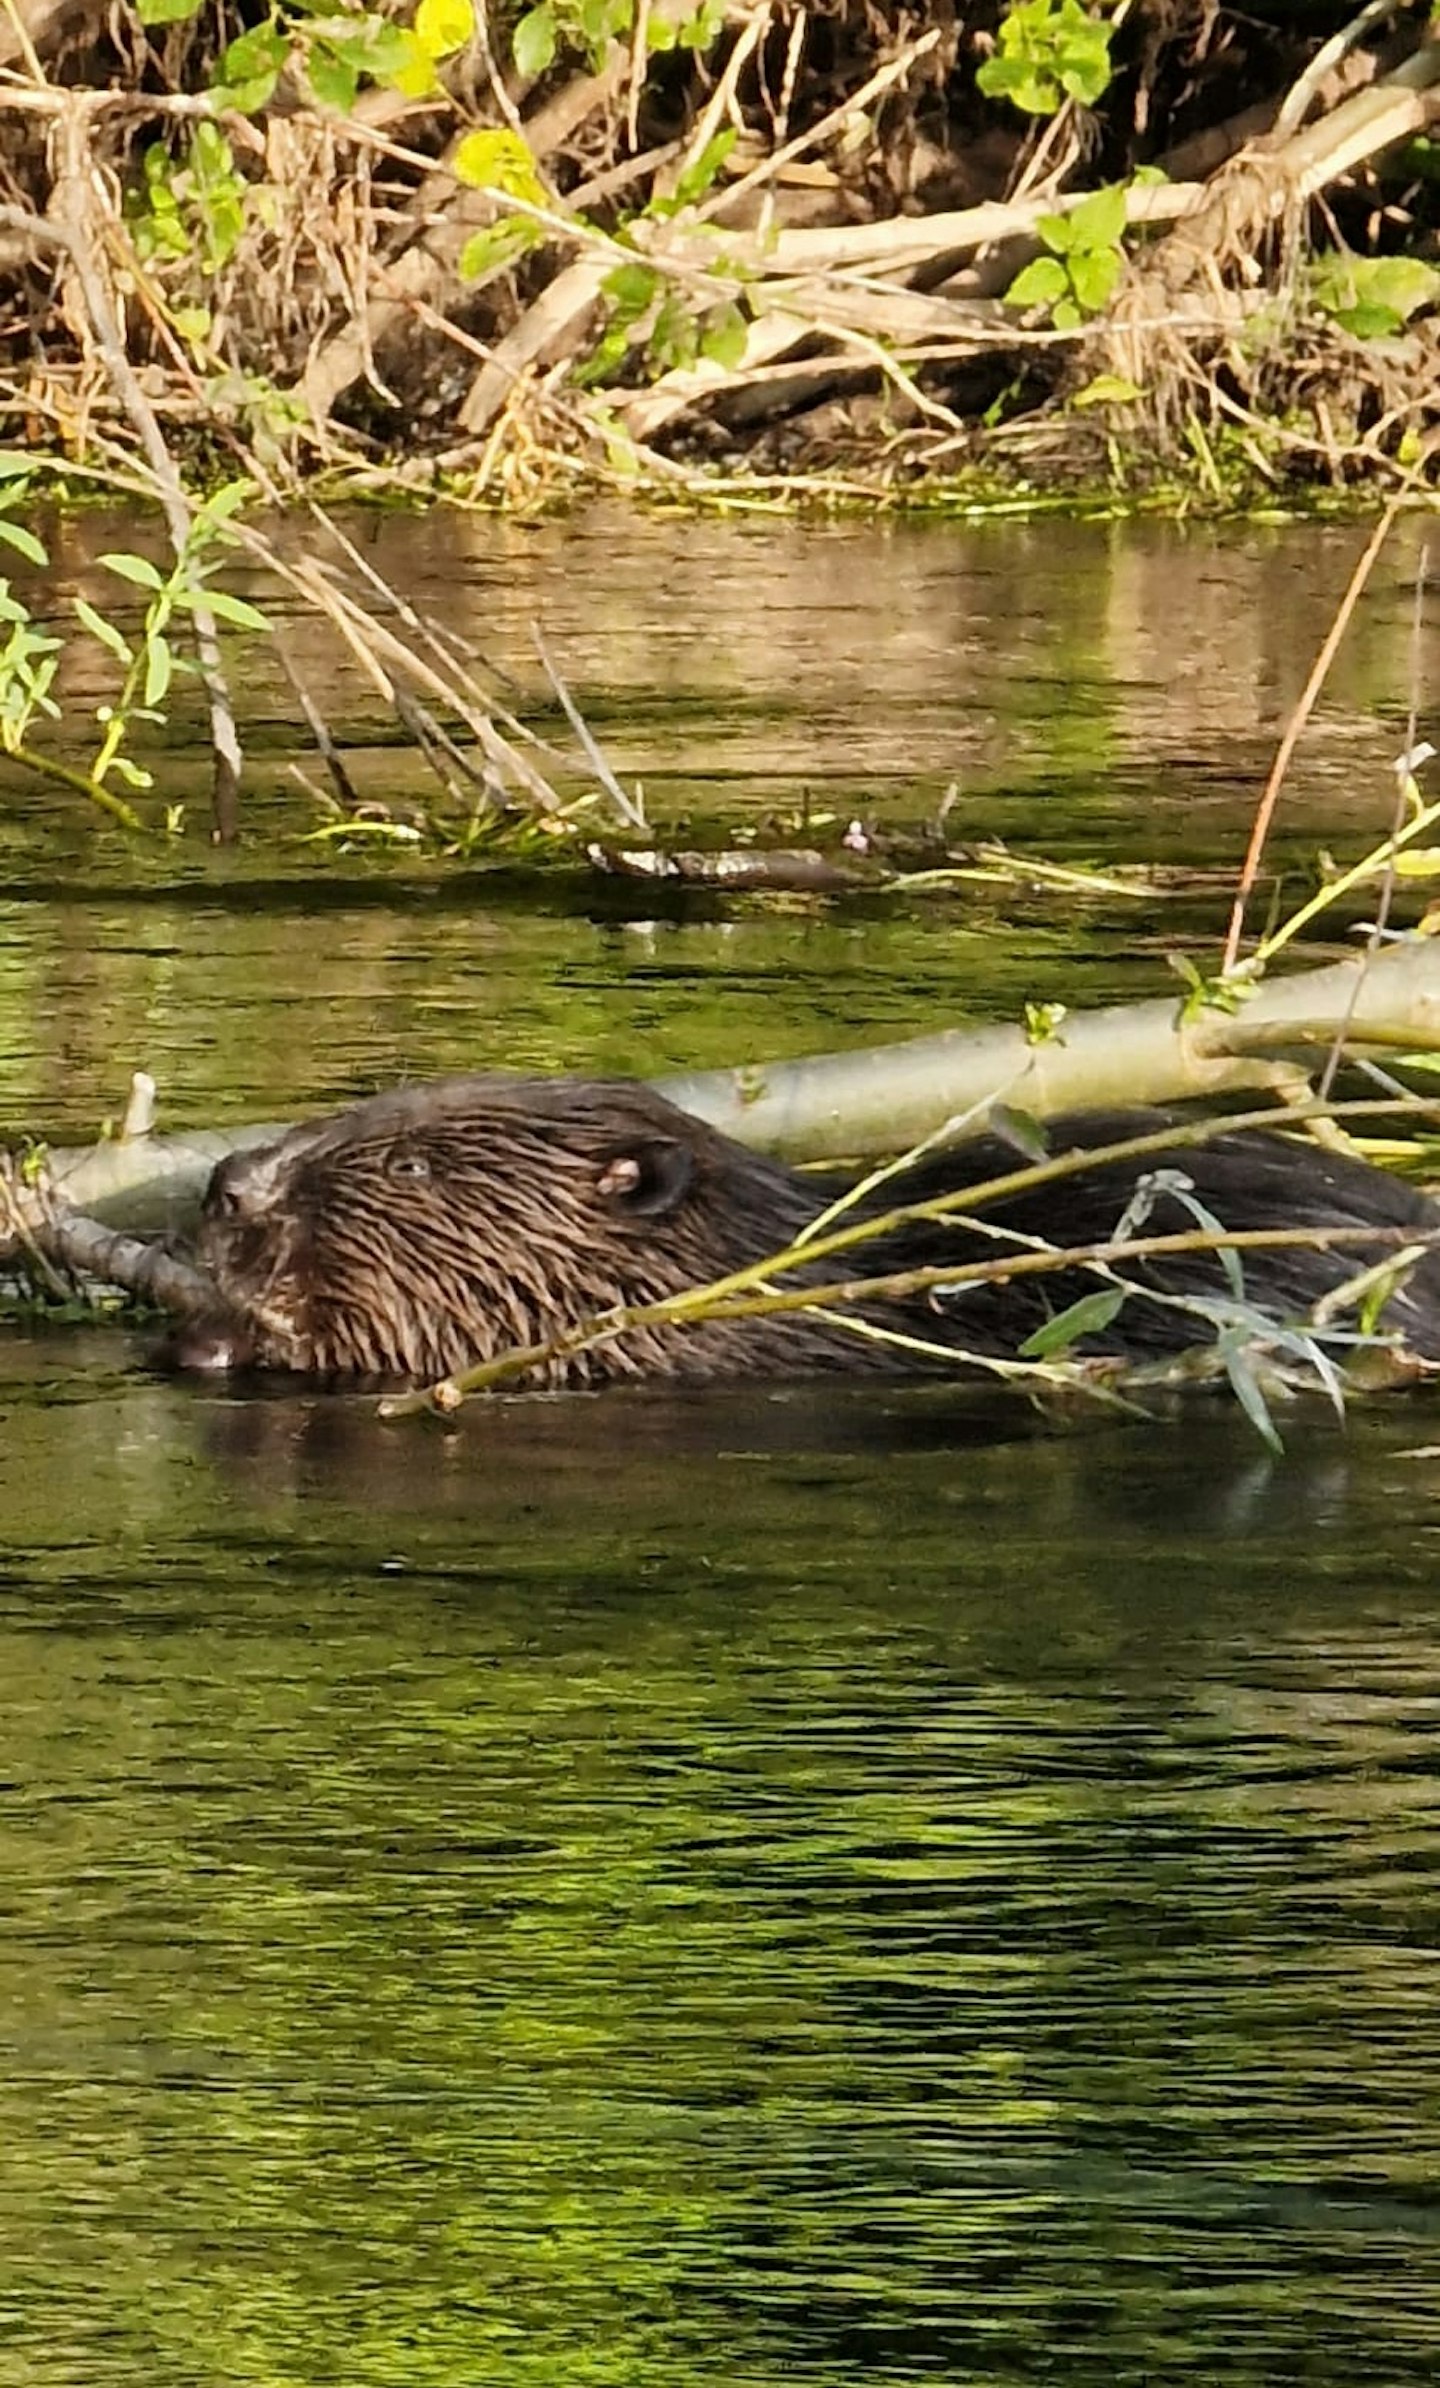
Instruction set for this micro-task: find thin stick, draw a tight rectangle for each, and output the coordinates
[1319,541,1432,1102]
[1221,497,1402,974]
[694,24,941,225]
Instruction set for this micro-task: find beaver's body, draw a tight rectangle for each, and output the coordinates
[180,1076,1440,1387]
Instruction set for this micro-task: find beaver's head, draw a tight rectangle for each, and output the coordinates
[195,1076,820,1385]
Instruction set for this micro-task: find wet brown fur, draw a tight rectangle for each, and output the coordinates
[183,1074,1440,1388]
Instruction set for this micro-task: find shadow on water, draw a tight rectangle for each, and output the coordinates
[3,1332,1440,2385]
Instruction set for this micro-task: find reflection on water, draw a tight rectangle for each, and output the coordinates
[1,506,1435,1128]
[3,1353,1440,2384]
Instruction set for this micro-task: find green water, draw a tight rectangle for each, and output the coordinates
[3,509,1440,2383]
[3,1363,1440,2385]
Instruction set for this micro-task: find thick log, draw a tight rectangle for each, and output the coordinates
[10,943,1440,1253]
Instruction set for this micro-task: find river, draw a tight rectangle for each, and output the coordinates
[2,506,1438,2385]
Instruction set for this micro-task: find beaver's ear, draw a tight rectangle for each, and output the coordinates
[595,1138,695,1216]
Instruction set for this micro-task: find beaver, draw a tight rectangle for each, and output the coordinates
[176,1074,1440,1390]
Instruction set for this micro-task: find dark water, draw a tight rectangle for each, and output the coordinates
[3,510,1440,2382]
[4,1351,1440,2386]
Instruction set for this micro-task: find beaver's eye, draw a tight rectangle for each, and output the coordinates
[386,1149,432,1182]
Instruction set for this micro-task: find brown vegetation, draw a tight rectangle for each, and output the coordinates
[0,1,1438,494]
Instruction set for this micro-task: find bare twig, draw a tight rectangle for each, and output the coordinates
[1221,498,1403,974]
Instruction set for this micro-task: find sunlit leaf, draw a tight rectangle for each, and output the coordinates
[1005,256,1068,310]
[1071,372,1143,407]
[144,635,173,708]
[0,519,48,567]
[387,28,441,96]
[414,0,473,56]
[1068,184,1127,251]
[74,599,134,665]
[1069,246,1122,314]
[452,128,547,206]
[512,3,556,76]
[98,552,165,590]
[190,589,270,631]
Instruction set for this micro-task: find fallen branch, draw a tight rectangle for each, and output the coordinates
[16,939,1440,1241]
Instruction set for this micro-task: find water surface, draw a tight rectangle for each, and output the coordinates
[3,1355,1440,2386]
[3,509,1439,2384]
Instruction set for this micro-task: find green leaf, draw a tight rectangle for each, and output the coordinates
[699,300,747,371]
[325,23,413,76]
[137,0,202,22]
[676,0,724,50]
[512,3,556,76]
[673,127,737,209]
[1020,1288,1128,1358]
[987,1103,1050,1162]
[1053,296,1083,331]
[109,755,156,791]
[188,589,270,631]
[458,220,540,279]
[1004,256,1069,310]
[602,259,660,314]
[74,598,134,665]
[452,128,547,205]
[144,634,173,708]
[1035,208,1073,254]
[1068,246,1122,314]
[976,0,1113,119]
[1056,26,1112,104]
[1071,371,1142,407]
[210,69,277,113]
[386,28,442,97]
[1068,183,1127,250]
[573,324,632,387]
[98,552,165,590]
[196,479,255,527]
[648,287,698,372]
[0,519,48,567]
[1364,256,1440,319]
[1335,301,1403,340]
[171,305,214,347]
[216,22,287,82]
[976,51,1058,116]
[307,47,358,110]
[1221,1347,1284,1454]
